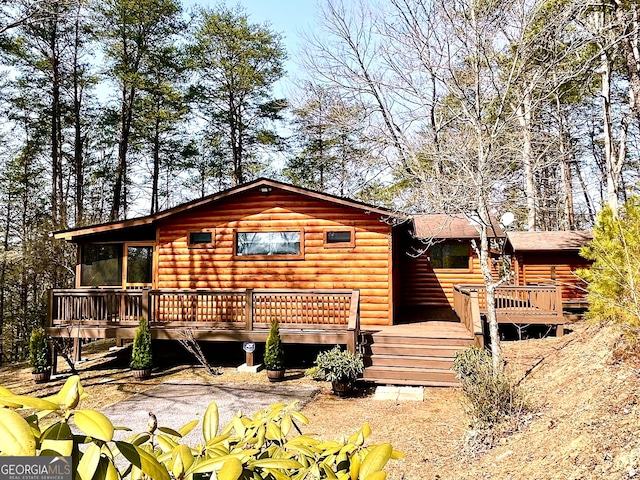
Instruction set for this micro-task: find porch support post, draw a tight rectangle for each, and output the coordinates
[555,286,564,337]
[72,337,82,362]
[46,290,54,328]
[471,290,484,348]
[246,350,254,367]
[141,289,150,320]
[51,340,58,375]
[245,289,254,331]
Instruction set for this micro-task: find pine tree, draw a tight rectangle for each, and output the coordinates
[191,5,287,185]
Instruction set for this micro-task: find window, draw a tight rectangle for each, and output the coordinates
[126,246,153,284]
[188,231,213,247]
[430,243,470,269]
[80,245,122,286]
[324,228,355,248]
[235,230,302,258]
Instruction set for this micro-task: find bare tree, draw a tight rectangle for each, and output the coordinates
[303,0,584,372]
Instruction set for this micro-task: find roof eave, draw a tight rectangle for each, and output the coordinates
[51,178,403,241]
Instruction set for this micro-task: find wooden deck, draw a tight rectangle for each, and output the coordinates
[46,284,568,387]
[46,288,360,352]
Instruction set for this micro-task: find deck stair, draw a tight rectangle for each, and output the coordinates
[361,321,475,387]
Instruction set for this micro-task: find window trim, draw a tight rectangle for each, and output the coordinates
[79,243,123,288]
[323,227,355,248]
[233,228,305,260]
[187,229,215,248]
[429,241,473,272]
[124,242,155,288]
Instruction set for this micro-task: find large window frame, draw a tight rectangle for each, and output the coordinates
[78,242,155,288]
[429,241,472,271]
[79,244,123,287]
[233,228,304,260]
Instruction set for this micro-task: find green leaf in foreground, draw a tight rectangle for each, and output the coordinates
[0,408,36,456]
[116,441,170,480]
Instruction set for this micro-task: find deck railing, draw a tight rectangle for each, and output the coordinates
[452,284,564,345]
[452,285,483,345]
[48,288,360,350]
[48,289,145,326]
[456,284,563,318]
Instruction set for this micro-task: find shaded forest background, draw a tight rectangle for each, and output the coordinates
[1,0,639,362]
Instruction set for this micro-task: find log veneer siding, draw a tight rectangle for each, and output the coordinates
[399,248,485,307]
[155,189,393,326]
[513,252,589,302]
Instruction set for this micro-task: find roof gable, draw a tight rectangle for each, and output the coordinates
[53,178,400,241]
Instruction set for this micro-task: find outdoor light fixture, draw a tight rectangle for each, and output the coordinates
[259,186,272,195]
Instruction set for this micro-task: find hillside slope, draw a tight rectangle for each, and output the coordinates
[457,322,640,479]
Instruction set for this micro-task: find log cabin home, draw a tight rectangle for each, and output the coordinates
[47,178,591,386]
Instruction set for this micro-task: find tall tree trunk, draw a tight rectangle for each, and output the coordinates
[111,86,135,221]
[515,94,536,231]
[554,87,575,230]
[573,158,595,224]
[477,195,502,374]
[50,16,64,228]
[616,1,640,124]
[73,6,84,225]
[600,51,628,214]
[0,192,11,365]
[151,114,160,214]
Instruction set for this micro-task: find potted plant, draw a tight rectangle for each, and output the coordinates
[130,318,153,379]
[29,327,52,383]
[264,319,285,381]
[314,346,364,397]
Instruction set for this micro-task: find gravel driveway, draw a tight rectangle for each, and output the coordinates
[102,380,320,445]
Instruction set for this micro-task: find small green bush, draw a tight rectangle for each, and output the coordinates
[264,319,285,370]
[314,346,364,385]
[29,327,51,374]
[453,346,527,430]
[304,365,324,381]
[130,318,152,369]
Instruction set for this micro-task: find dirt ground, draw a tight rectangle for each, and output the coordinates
[2,321,639,479]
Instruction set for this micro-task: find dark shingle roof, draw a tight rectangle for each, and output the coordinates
[413,214,504,239]
[507,231,593,252]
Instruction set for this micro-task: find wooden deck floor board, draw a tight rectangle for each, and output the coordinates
[365,321,474,339]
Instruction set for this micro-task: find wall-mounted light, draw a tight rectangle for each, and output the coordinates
[259,186,272,195]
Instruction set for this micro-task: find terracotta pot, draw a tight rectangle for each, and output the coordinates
[267,369,285,382]
[132,368,152,380]
[331,381,353,397]
[32,370,51,384]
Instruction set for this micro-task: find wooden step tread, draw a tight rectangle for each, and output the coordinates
[364,354,454,369]
[364,366,457,382]
[366,335,473,346]
[359,377,460,387]
[366,344,468,357]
